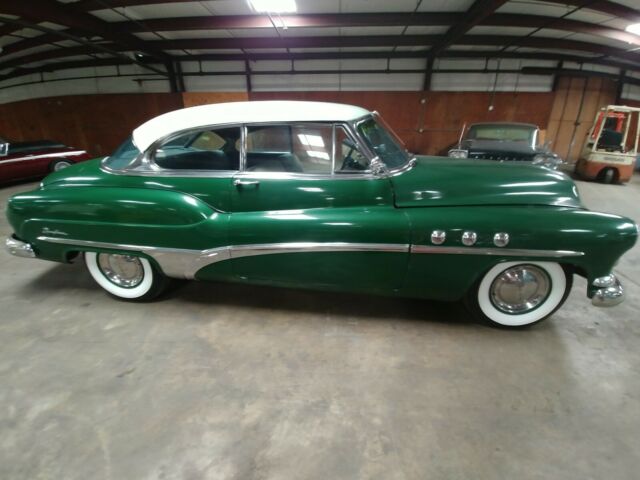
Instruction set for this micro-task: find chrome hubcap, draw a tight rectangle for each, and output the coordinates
[53,161,72,171]
[97,254,144,288]
[490,265,551,314]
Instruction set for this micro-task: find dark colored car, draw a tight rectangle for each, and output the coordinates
[0,138,92,184]
[448,122,562,169]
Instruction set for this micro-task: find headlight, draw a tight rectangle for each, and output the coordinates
[448,149,468,158]
[532,154,546,164]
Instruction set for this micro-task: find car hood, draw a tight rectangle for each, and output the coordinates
[392,156,582,208]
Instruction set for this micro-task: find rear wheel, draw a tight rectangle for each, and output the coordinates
[50,159,73,172]
[85,252,169,300]
[465,261,572,328]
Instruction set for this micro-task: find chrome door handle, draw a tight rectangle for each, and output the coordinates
[234,179,259,187]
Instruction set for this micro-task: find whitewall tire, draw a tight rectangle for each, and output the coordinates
[465,261,572,328]
[85,252,168,300]
[50,159,73,172]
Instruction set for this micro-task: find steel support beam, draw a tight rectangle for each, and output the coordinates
[5,11,640,61]
[73,0,640,23]
[0,0,169,61]
[2,40,639,79]
[543,0,640,22]
[0,17,170,77]
[427,0,509,57]
[423,57,434,91]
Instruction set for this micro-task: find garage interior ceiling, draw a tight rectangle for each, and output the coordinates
[0,0,639,96]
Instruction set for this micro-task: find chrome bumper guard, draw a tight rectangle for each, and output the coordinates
[591,274,624,307]
[5,236,36,258]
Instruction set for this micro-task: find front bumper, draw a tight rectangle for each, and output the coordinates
[591,274,625,307]
[5,236,35,258]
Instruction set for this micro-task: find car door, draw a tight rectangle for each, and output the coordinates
[225,122,410,293]
[0,146,35,182]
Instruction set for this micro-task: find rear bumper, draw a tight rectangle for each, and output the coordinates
[5,235,35,258]
[591,274,625,307]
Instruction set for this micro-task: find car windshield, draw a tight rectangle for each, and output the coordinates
[467,125,536,145]
[356,115,410,169]
[104,137,141,170]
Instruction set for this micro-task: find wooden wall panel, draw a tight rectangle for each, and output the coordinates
[249,91,425,152]
[0,93,183,156]
[0,88,591,161]
[251,91,554,156]
[182,92,248,107]
[547,76,616,163]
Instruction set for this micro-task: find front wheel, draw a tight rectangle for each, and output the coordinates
[465,261,572,328]
[598,167,617,184]
[85,252,169,300]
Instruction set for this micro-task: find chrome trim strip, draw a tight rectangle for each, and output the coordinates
[36,236,584,279]
[0,150,85,166]
[37,237,409,279]
[411,245,584,257]
[230,242,408,259]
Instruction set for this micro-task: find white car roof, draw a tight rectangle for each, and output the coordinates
[132,100,371,152]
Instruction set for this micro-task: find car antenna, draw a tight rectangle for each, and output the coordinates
[457,122,467,149]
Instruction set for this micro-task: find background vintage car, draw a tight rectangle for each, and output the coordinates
[447,122,563,169]
[5,101,638,329]
[0,138,92,184]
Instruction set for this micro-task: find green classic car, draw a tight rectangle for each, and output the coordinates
[4,101,638,328]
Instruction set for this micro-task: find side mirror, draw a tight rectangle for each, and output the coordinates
[369,157,388,175]
[0,142,8,157]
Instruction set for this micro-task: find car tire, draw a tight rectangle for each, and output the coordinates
[464,261,572,328]
[84,252,169,301]
[50,159,73,172]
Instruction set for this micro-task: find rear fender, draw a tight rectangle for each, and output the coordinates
[7,186,226,265]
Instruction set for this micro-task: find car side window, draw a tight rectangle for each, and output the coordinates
[335,126,370,172]
[154,126,241,171]
[245,125,332,174]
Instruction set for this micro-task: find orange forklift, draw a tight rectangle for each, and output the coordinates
[575,105,639,184]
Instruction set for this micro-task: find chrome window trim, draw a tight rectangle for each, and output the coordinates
[101,118,383,180]
[351,114,412,172]
[37,235,584,280]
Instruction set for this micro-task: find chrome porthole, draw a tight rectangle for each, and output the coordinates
[461,231,477,246]
[489,264,551,315]
[431,230,446,245]
[97,253,145,288]
[493,232,509,247]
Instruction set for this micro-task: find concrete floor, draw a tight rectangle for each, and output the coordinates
[1,174,639,480]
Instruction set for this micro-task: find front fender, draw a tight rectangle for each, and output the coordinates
[402,206,637,301]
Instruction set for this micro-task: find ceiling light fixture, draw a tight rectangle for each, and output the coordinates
[248,0,297,13]
[625,23,640,36]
